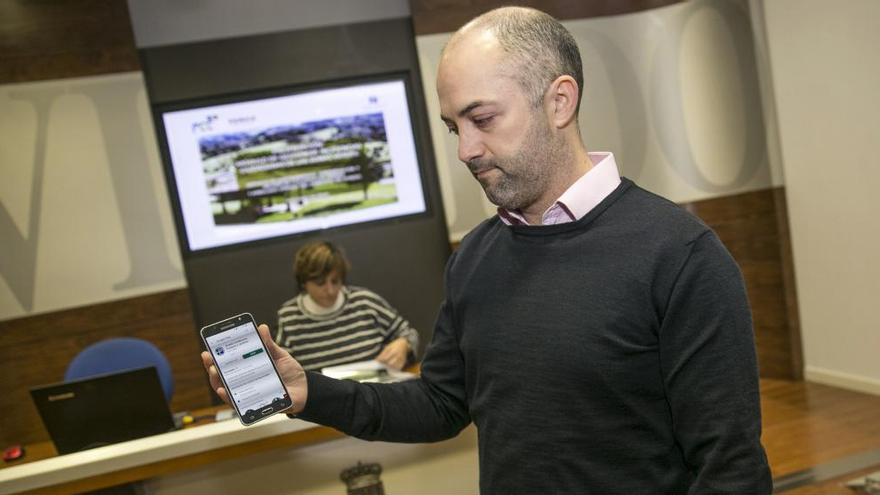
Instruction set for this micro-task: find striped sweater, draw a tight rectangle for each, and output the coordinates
[275,286,419,371]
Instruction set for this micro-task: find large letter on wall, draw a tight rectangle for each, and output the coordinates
[79,78,180,290]
[1,75,182,316]
[0,89,53,311]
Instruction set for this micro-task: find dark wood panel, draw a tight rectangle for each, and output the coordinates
[773,188,804,379]
[0,187,801,446]
[0,289,213,446]
[410,0,685,35]
[0,0,140,84]
[682,187,802,380]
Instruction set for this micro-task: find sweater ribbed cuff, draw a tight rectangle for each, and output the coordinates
[295,370,355,425]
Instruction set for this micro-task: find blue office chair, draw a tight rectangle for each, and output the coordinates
[64,337,175,402]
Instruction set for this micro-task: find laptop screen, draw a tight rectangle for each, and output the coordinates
[30,366,175,455]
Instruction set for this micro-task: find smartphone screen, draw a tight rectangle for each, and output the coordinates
[201,313,292,425]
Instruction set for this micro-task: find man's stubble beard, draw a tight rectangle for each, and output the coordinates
[471,113,568,212]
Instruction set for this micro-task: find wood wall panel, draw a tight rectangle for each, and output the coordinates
[0,0,140,84]
[409,0,685,35]
[683,187,802,380]
[773,188,804,379]
[0,289,213,446]
[0,187,802,447]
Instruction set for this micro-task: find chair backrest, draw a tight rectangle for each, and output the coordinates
[65,337,174,402]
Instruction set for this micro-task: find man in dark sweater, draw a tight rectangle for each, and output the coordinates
[203,6,772,493]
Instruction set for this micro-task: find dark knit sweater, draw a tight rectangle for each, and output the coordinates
[298,179,772,494]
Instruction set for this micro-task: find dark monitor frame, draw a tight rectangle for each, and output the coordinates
[139,18,451,361]
[152,71,436,259]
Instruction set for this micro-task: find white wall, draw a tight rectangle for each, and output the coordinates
[754,0,880,394]
[0,73,186,319]
[418,0,783,240]
[0,0,782,320]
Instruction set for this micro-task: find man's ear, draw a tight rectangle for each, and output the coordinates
[546,75,579,129]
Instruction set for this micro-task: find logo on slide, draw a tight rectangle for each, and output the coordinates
[191,114,218,134]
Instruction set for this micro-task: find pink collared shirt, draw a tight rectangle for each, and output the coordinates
[498,152,622,226]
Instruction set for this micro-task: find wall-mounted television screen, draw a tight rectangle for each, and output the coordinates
[158,77,428,253]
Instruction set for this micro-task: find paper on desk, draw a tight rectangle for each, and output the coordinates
[321,360,417,383]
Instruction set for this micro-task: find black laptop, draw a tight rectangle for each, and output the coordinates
[30,366,176,455]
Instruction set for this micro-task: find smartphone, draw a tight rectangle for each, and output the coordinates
[200,313,293,426]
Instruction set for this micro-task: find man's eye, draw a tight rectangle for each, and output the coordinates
[446,126,459,136]
[473,116,494,128]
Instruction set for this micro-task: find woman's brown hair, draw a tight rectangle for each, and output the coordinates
[293,241,350,288]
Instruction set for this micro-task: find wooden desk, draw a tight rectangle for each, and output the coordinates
[0,409,345,495]
[1,366,426,495]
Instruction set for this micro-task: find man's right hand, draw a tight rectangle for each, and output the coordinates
[200,323,308,414]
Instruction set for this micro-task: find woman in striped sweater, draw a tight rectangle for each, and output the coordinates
[275,241,418,372]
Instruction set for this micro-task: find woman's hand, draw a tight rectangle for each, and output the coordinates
[376,337,410,371]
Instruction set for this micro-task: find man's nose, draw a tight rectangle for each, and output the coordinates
[457,130,484,164]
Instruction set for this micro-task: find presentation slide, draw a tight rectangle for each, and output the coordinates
[161,79,427,251]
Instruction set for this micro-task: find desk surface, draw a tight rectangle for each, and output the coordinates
[0,408,344,495]
[2,365,421,494]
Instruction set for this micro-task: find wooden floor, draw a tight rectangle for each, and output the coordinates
[762,378,880,492]
[782,464,880,495]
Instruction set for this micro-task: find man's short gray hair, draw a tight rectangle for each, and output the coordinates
[462,7,584,114]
